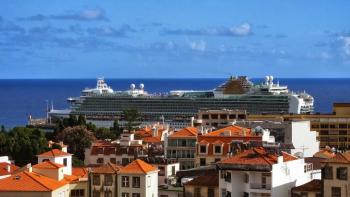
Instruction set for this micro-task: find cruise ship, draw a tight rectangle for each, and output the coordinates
[49,76,314,127]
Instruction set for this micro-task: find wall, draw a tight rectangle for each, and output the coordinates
[184,185,218,197]
[323,163,350,197]
[291,121,319,157]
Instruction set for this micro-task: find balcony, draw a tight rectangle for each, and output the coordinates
[250,183,271,190]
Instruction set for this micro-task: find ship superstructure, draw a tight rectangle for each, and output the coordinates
[51,76,314,128]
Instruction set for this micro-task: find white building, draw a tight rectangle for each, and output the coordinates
[141,158,180,186]
[118,159,158,197]
[217,147,314,197]
[37,149,73,175]
[0,156,19,179]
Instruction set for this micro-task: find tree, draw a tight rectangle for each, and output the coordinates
[57,126,95,161]
[77,115,86,126]
[94,127,116,140]
[123,109,140,131]
[111,119,122,137]
[1,125,5,133]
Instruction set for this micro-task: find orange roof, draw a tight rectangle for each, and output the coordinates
[142,136,162,143]
[135,127,166,139]
[169,127,198,138]
[313,149,335,159]
[206,125,252,136]
[72,167,88,178]
[0,171,68,192]
[33,161,64,170]
[0,162,19,176]
[322,152,350,164]
[38,149,71,157]
[219,147,297,167]
[92,162,122,174]
[119,159,157,174]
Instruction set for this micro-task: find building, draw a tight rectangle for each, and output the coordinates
[166,127,198,169]
[90,162,122,197]
[322,151,350,197]
[291,179,321,197]
[196,125,268,167]
[247,103,350,149]
[0,149,88,197]
[216,147,314,197]
[141,157,180,186]
[184,174,219,197]
[195,109,247,128]
[84,134,147,166]
[235,120,320,157]
[0,156,19,179]
[118,159,158,197]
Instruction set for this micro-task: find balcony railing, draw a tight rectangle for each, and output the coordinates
[250,183,271,190]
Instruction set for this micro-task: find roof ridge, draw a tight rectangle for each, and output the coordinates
[135,159,147,173]
[23,171,52,191]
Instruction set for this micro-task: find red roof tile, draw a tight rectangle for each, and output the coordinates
[185,174,218,187]
[33,161,64,170]
[169,127,198,138]
[38,149,71,157]
[119,159,157,174]
[206,125,252,137]
[0,162,19,176]
[322,152,350,164]
[92,163,122,174]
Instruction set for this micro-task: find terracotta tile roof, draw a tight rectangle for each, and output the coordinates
[92,162,122,174]
[0,162,19,176]
[135,127,166,139]
[72,167,88,178]
[292,179,321,192]
[0,171,68,191]
[322,152,350,164]
[184,174,218,187]
[206,125,252,136]
[169,127,198,138]
[119,159,157,174]
[38,149,72,157]
[217,147,298,171]
[313,149,335,159]
[33,161,64,170]
[142,136,162,143]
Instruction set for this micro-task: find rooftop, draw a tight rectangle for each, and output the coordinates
[205,125,252,137]
[292,179,321,192]
[33,161,64,170]
[322,152,350,164]
[91,162,122,174]
[38,149,72,157]
[0,162,19,176]
[168,127,198,138]
[184,174,218,187]
[119,159,157,174]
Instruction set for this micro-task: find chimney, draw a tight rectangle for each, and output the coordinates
[190,117,195,127]
[6,164,10,173]
[27,163,32,173]
[152,127,158,137]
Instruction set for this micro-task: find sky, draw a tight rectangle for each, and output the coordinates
[0,1,350,78]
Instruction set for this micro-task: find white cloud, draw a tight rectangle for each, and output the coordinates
[189,40,206,51]
[229,23,251,36]
[341,36,350,57]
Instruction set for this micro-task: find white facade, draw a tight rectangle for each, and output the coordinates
[0,156,12,179]
[219,157,314,197]
[118,171,158,197]
[154,162,180,186]
[38,153,72,175]
[289,121,319,158]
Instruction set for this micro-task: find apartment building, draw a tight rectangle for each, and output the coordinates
[247,103,350,149]
[118,159,158,197]
[216,147,314,197]
[166,127,198,169]
[196,125,265,167]
[322,152,350,197]
[291,179,321,197]
[90,162,122,197]
[184,174,219,197]
[195,109,247,128]
[0,149,88,197]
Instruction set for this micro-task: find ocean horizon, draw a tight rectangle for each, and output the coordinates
[1,78,349,128]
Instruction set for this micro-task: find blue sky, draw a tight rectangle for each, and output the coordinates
[0,1,350,78]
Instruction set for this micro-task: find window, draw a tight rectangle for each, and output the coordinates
[93,175,100,185]
[181,140,187,147]
[93,190,100,197]
[105,175,113,186]
[105,191,112,197]
[199,145,207,153]
[202,114,209,119]
[208,188,215,197]
[171,166,176,176]
[132,193,140,197]
[122,176,129,187]
[337,167,348,180]
[159,166,165,176]
[110,158,116,164]
[97,158,104,164]
[122,193,129,197]
[122,158,129,165]
[214,158,221,163]
[300,192,308,197]
[71,189,84,197]
[331,187,341,197]
[324,166,333,179]
[194,187,201,197]
[244,173,249,183]
[200,158,206,166]
[221,189,226,197]
[211,114,218,119]
[147,176,151,187]
[220,114,227,119]
[214,145,222,154]
[224,172,231,183]
[63,158,67,166]
[229,114,236,119]
[132,177,140,188]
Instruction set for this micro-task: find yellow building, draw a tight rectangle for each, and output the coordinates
[248,103,350,149]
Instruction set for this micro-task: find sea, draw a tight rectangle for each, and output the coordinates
[0,78,349,128]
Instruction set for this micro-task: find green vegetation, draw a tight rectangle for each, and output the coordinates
[123,109,141,131]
